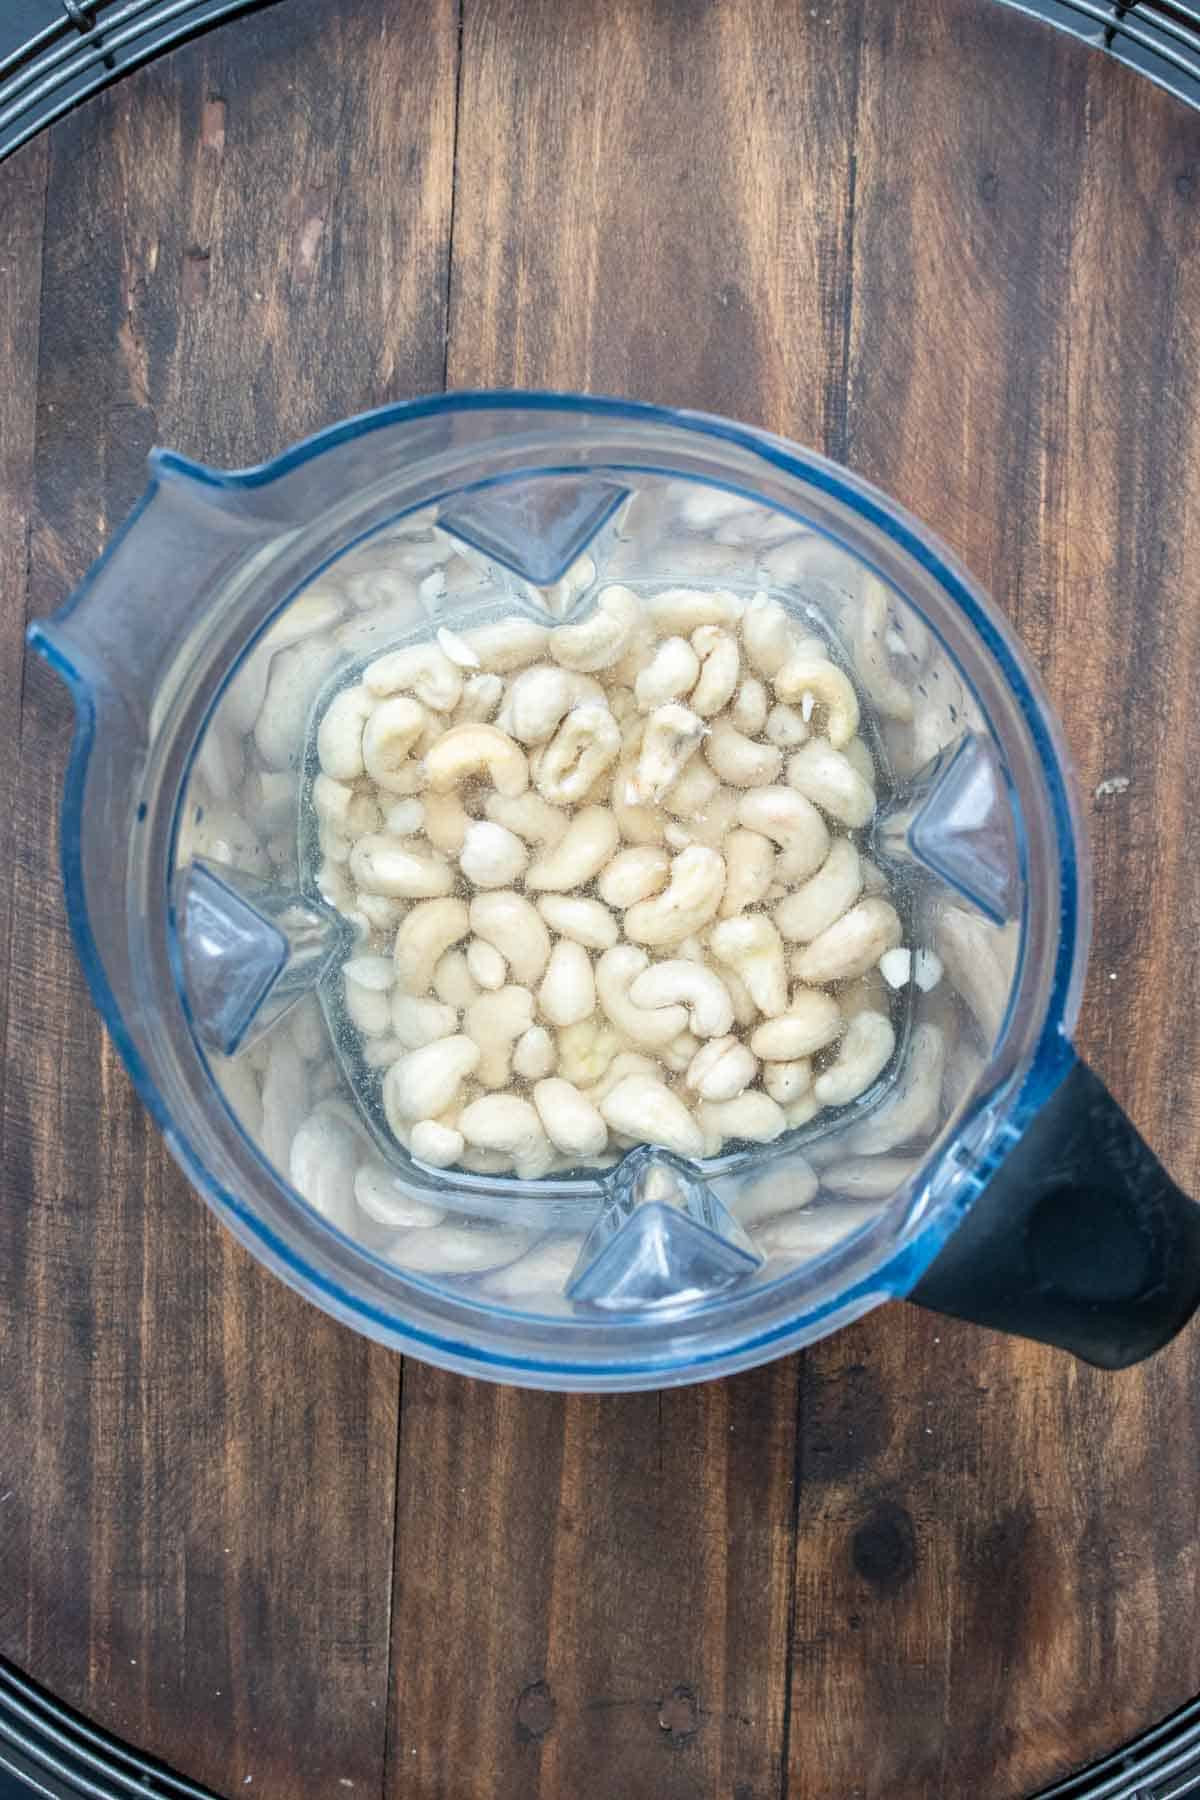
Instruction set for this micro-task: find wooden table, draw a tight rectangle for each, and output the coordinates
[1,2,1199,1795]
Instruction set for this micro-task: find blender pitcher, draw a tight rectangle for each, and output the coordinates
[28,393,1200,1392]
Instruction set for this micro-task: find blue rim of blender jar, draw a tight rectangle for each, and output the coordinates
[36,390,1087,1385]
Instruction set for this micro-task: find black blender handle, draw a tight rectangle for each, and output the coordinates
[909,1058,1200,1369]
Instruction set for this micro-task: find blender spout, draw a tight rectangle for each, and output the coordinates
[567,1147,762,1310]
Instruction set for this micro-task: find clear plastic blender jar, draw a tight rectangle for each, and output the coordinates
[29,394,1200,1390]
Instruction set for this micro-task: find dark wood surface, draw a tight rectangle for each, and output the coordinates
[1,3,1199,1796]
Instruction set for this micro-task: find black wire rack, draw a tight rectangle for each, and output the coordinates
[1,1,1199,1798]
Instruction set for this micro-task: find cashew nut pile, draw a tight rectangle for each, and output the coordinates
[311,580,915,1180]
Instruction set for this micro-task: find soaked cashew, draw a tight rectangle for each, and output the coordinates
[689,626,740,717]
[741,592,796,678]
[813,1010,895,1106]
[847,1023,946,1154]
[318,684,375,780]
[709,915,789,1017]
[454,671,504,723]
[718,829,777,918]
[774,838,862,942]
[393,896,470,993]
[624,846,726,947]
[698,1091,787,1157]
[539,939,597,1029]
[557,1018,631,1088]
[534,704,621,804]
[255,638,342,770]
[391,992,459,1049]
[496,664,573,745]
[512,1024,557,1080]
[610,744,667,845]
[459,819,529,888]
[599,1076,705,1158]
[662,755,720,817]
[636,636,700,710]
[762,1058,813,1105]
[647,586,744,634]
[485,790,570,849]
[525,806,620,892]
[363,642,463,713]
[853,577,914,722]
[536,894,619,949]
[469,890,552,986]
[459,1095,554,1180]
[432,948,480,1009]
[704,719,783,788]
[737,786,830,882]
[629,961,734,1037]
[410,1119,467,1169]
[383,1035,480,1128]
[786,740,875,828]
[821,1156,920,1200]
[532,1078,608,1160]
[424,722,529,798]
[464,985,536,1088]
[773,655,859,749]
[355,1160,446,1228]
[731,676,768,736]
[595,945,688,1048]
[350,835,454,898]
[629,704,708,803]
[549,585,641,672]
[791,898,902,984]
[686,1036,758,1102]
[466,937,508,991]
[462,618,550,672]
[750,990,843,1060]
[598,846,670,909]
[289,1109,359,1232]
[765,703,810,749]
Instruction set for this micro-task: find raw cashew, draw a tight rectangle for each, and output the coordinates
[663,754,720,817]
[742,592,797,678]
[722,964,760,1028]
[595,945,689,1048]
[350,835,454,898]
[846,1023,946,1155]
[432,949,480,1009]
[628,704,708,803]
[773,655,860,749]
[462,618,550,672]
[480,1235,588,1299]
[534,704,621,804]
[342,956,393,1036]
[647,587,744,634]
[820,1156,920,1200]
[718,829,777,918]
[313,773,353,833]
[497,664,573,744]
[731,676,768,736]
[754,1203,878,1260]
[763,1058,813,1105]
[598,1076,704,1158]
[355,1160,446,1228]
[934,908,1015,1043]
[469,891,552,986]
[383,796,425,837]
[525,806,620,891]
[387,1225,533,1272]
[704,720,783,788]
[685,1036,758,1101]
[709,915,789,1017]
[661,1030,703,1074]
[791,898,902,984]
[485,790,570,848]
[391,992,460,1048]
[360,696,427,793]
[532,1078,608,1159]
[255,638,341,770]
[786,740,875,827]
[536,894,619,950]
[466,937,508,991]
[624,846,726,947]
[318,683,375,779]
[549,585,641,672]
[513,1024,557,1080]
[842,736,877,791]
[458,1095,554,1180]
[598,846,670,909]
[765,703,810,748]
[538,940,597,1029]
[774,838,862,942]
[698,1091,787,1156]
[454,671,504,723]
[737,786,830,883]
[383,1035,480,1128]
[557,1018,631,1087]
[424,723,529,798]
[664,788,738,851]
[689,626,740,717]
[289,1109,358,1233]
[363,642,463,713]
[393,896,470,993]
[629,961,734,1037]
[813,1010,895,1106]
[636,636,700,710]
[464,985,536,1088]
[750,990,843,1059]
[853,576,914,722]
[410,1119,467,1169]
[611,746,666,845]
[459,820,529,888]
[582,1050,659,1107]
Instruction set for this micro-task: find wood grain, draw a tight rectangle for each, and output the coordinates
[1,2,1199,1799]
[0,0,456,1791]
